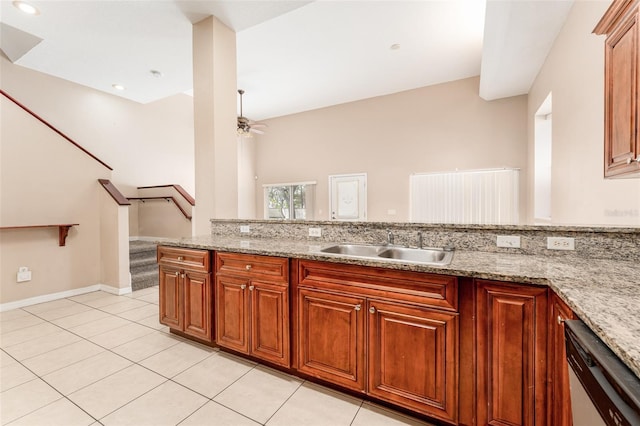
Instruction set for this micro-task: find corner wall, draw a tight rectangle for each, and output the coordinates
[0,56,195,199]
[527,1,640,226]
[0,95,121,305]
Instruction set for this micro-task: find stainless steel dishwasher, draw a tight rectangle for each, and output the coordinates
[564,320,640,426]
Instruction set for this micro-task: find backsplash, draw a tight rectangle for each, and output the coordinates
[210,220,640,262]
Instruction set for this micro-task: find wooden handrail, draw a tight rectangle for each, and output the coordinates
[98,179,131,205]
[137,184,195,206]
[128,197,192,220]
[0,224,79,246]
[1,90,113,171]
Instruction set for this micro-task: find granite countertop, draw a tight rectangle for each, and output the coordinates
[162,235,640,380]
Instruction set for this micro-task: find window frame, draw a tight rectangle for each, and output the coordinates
[263,181,316,220]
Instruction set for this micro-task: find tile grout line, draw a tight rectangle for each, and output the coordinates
[349,400,367,426]
[2,289,237,425]
[260,377,306,425]
[2,290,173,424]
[3,289,430,426]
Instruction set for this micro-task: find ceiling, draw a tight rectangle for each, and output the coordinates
[0,0,579,121]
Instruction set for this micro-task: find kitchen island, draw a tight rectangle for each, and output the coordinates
[159,219,639,425]
[162,234,640,381]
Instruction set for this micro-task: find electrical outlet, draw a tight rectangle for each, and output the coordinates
[547,237,575,250]
[17,267,31,283]
[308,227,322,237]
[240,225,250,233]
[497,235,521,248]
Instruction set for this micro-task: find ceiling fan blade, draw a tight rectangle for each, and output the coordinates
[250,128,265,135]
[250,123,267,128]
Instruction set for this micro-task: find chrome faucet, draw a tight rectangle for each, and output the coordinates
[417,231,423,249]
[386,230,394,245]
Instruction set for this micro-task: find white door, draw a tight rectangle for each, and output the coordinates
[329,173,367,221]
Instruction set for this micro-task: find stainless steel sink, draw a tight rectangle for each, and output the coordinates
[319,244,386,257]
[318,243,453,266]
[378,247,453,264]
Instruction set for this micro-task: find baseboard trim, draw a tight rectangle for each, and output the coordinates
[0,283,132,312]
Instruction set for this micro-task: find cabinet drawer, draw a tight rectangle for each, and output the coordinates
[216,252,289,284]
[296,260,457,311]
[157,246,210,272]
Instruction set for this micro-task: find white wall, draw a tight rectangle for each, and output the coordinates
[254,77,529,222]
[0,56,195,196]
[527,1,640,226]
[1,95,123,305]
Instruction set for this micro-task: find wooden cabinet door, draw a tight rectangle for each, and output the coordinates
[250,281,290,367]
[159,265,182,330]
[548,293,576,426]
[476,280,548,426]
[216,275,249,354]
[297,288,366,392]
[603,6,640,176]
[368,300,458,423]
[183,271,212,341]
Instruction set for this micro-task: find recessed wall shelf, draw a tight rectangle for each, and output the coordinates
[0,224,79,246]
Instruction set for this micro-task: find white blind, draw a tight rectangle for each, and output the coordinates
[410,168,519,224]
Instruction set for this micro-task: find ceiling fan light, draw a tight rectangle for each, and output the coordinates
[237,128,252,138]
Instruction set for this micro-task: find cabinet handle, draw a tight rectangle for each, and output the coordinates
[369,306,376,314]
[178,256,184,261]
[557,315,565,325]
[354,304,361,311]
[249,285,255,291]
[245,264,252,271]
[240,284,246,290]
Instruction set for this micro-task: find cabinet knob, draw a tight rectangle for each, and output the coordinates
[178,256,184,261]
[245,264,252,271]
[626,157,633,164]
[175,271,179,276]
[636,156,640,163]
[557,315,565,325]
[354,304,361,311]
[181,273,185,279]
[240,284,246,290]
[369,306,376,314]
[249,285,255,291]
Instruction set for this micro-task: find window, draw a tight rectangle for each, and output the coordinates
[263,182,316,220]
[410,168,519,225]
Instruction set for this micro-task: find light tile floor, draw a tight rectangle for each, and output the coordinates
[0,288,433,426]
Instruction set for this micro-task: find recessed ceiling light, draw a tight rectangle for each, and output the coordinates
[112,84,125,91]
[13,1,40,15]
[390,43,401,51]
[150,70,163,78]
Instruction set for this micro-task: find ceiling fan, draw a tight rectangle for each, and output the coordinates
[237,89,266,137]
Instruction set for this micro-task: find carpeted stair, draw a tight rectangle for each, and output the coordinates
[130,240,158,291]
